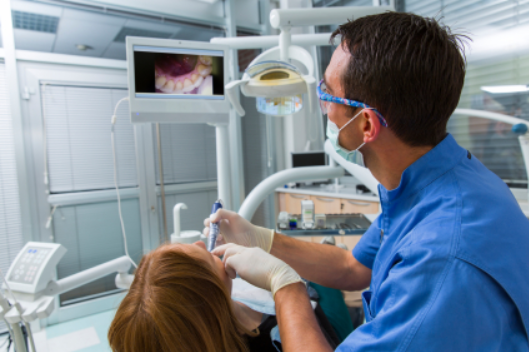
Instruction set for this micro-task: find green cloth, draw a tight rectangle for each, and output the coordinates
[309,282,354,342]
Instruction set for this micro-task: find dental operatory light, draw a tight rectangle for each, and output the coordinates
[481,85,529,94]
[247,61,305,116]
[225,47,317,117]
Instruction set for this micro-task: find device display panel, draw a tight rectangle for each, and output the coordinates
[292,151,327,168]
[8,247,50,284]
[133,46,224,100]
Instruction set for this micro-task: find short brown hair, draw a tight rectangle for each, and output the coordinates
[331,12,468,146]
[108,244,251,352]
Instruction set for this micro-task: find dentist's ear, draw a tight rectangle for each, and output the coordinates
[362,109,382,143]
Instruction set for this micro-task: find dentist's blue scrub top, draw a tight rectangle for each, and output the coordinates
[338,134,529,351]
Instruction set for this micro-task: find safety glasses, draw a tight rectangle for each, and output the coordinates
[317,79,388,128]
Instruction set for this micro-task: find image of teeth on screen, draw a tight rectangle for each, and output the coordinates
[134,48,224,98]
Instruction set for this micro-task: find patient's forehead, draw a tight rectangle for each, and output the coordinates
[173,242,212,263]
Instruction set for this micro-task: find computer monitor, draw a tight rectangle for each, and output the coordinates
[126,37,230,124]
[292,151,327,168]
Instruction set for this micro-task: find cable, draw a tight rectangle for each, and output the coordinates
[41,84,50,192]
[110,97,137,269]
[0,269,33,352]
[1,320,13,351]
[45,205,58,229]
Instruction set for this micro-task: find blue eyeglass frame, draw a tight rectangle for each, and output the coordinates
[317,79,388,128]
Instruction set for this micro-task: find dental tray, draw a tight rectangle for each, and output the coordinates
[277,213,372,236]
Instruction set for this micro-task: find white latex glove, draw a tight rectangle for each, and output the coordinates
[203,209,275,253]
[213,243,303,298]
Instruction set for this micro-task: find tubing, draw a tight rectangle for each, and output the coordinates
[46,256,131,296]
[238,166,344,220]
[269,6,393,28]
[211,33,336,50]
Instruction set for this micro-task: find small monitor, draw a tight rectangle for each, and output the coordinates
[292,151,327,168]
[126,37,230,124]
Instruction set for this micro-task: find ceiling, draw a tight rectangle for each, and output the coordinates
[3,0,228,60]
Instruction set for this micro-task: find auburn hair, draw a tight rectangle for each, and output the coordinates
[108,244,251,352]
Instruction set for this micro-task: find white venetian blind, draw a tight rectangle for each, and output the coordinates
[406,0,529,186]
[42,85,137,193]
[0,63,24,332]
[154,123,217,184]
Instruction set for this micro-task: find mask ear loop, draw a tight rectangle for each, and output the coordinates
[338,108,365,132]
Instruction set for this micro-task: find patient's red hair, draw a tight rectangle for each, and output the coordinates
[108,244,251,352]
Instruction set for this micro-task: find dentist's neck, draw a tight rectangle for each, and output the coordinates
[363,129,433,191]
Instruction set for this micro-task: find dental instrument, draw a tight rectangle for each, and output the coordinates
[208,199,223,252]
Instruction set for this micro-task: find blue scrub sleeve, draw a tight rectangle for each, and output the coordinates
[339,239,447,351]
[352,218,382,269]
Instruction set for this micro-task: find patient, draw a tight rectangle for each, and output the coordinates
[108,241,339,352]
[108,241,262,352]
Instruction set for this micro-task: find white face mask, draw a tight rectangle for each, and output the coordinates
[326,109,366,167]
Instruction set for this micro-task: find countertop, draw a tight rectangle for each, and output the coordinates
[276,185,529,218]
[275,185,379,202]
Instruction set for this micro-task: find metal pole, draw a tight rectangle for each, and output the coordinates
[215,124,232,209]
[156,123,168,244]
[224,0,243,211]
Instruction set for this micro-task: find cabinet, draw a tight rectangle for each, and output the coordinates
[278,192,379,215]
[341,199,379,214]
[311,196,342,214]
[284,193,311,214]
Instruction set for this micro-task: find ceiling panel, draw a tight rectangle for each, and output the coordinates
[83,0,224,25]
[123,19,181,35]
[102,42,126,60]
[53,18,123,57]
[11,0,63,17]
[175,26,224,42]
[14,29,55,52]
[61,8,126,26]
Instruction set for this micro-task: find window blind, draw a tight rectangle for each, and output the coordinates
[53,199,143,305]
[153,124,217,185]
[42,85,137,193]
[41,84,143,304]
[406,0,529,186]
[0,63,24,332]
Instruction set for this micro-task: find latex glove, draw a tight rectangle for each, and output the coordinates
[203,209,274,253]
[213,243,303,298]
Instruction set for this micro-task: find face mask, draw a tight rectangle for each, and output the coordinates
[326,109,366,167]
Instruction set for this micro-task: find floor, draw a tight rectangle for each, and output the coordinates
[33,309,115,352]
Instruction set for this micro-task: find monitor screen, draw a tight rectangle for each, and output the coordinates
[133,46,225,100]
[292,151,327,168]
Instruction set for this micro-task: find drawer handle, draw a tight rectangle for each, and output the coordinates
[316,197,336,202]
[290,194,306,199]
[347,201,372,206]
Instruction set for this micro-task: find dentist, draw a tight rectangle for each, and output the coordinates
[207,12,529,352]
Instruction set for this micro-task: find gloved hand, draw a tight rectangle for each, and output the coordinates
[203,209,275,253]
[213,243,303,298]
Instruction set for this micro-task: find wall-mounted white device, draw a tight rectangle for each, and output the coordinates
[4,242,66,296]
